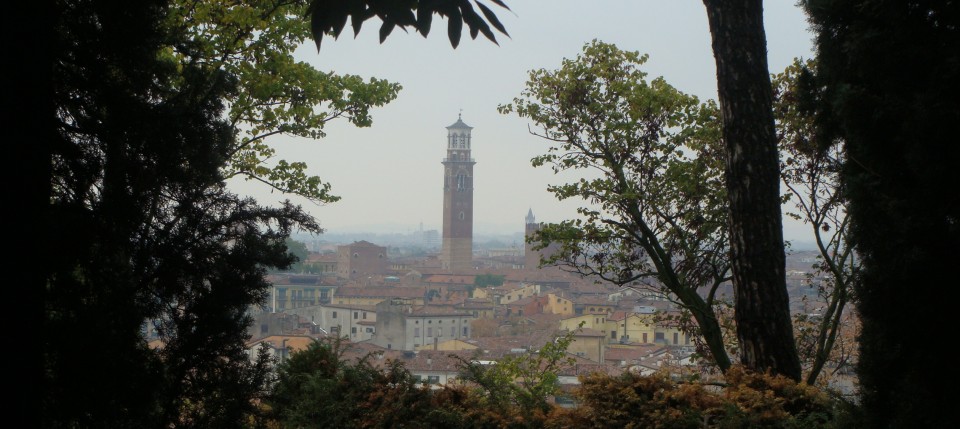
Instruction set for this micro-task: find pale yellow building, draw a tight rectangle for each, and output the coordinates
[568,328,606,362]
[542,293,574,316]
[559,313,610,333]
[609,312,656,344]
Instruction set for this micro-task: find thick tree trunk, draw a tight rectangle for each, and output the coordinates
[702,0,801,380]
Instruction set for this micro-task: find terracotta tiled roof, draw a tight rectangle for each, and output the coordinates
[336,286,426,298]
[457,298,494,309]
[398,349,475,372]
[423,274,476,284]
[323,303,378,311]
[246,334,323,353]
[573,328,606,337]
[408,305,474,317]
[505,296,537,307]
[574,296,615,306]
[604,344,666,363]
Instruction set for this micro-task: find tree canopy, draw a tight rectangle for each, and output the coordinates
[169,0,401,204]
[773,59,859,386]
[500,40,734,372]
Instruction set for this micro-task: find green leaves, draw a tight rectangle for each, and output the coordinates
[504,40,734,372]
[307,0,511,50]
[171,0,401,205]
[455,329,577,414]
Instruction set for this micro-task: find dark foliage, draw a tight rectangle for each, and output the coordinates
[45,0,318,426]
[307,0,511,50]
[802,1,960,427]
[552,367,841,429]
[473,273,505,287]
[268,337,438,428]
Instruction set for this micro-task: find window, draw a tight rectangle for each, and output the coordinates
[611,331,616,339]
[353,311,358,319]
[366,327,374,333]
[427,327,433,337]
[673,332,679,344]
[643,333,648,343]
[655,332,665,342]
[427,375,440,384]
[363,312,367,319]
[260,324,268,334]
[351,327,357,334]
[438,328,443,337]
[332,311,338,319]
[415,327,420,337]
[451,327,455,337]
[463,327,468,336]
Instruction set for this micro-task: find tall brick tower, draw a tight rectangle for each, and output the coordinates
[441,114,475,272]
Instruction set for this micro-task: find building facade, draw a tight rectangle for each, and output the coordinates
[372,299,475,351]
[337,240,388,279]
[441,115,475,272]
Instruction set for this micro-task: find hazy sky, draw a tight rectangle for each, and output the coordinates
[227,1,818,243]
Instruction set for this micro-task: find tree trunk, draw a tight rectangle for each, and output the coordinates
[702,0,801,380]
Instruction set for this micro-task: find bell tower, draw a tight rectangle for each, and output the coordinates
[441,114,475,272]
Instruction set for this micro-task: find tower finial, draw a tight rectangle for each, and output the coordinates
[458,108,462,120]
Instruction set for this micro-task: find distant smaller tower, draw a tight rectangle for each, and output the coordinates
[524,208,539,269]
[524,208,560,270]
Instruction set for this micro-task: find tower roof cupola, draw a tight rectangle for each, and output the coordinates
[447,113,473,130]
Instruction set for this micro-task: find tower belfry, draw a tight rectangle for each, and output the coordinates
[441,114,475,272]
